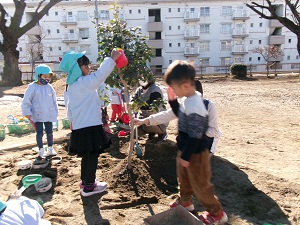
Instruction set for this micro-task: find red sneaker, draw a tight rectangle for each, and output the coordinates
[169,198,195,212]
[200,210,228,224]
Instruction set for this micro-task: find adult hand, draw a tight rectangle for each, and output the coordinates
[179,158,190,168]
[134,118,149,126]
[167,86,177,101]
[111,49,121,62]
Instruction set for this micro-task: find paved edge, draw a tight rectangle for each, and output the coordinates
[0,136,70,153]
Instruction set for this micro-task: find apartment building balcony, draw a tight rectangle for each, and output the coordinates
[149,57,163,65]
[25,25,41,35]
[269,56,284,61]
[269,19,283,28]
[147,18,163,32]
[232,45,248,54]
[184,29,200,40]
[268,35,285,45]
[184,11,200,22]
[60,15,77,25]
[62,34,79,43]
[148,40,163,49]
[232,28,249,38]
[232,9,250,20]
[184,47,199,56]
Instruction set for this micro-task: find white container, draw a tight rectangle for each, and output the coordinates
[17,160,32,170]
[34,177,52,193]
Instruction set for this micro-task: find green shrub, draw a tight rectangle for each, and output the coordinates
[230,64,247,78]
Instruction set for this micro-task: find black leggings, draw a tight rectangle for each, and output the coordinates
[81,153,98,184]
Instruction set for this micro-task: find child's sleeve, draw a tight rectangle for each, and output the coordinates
[148,108,177,125]
[21,85,34,116]
[168,99,180,116]
[80,57,116,90]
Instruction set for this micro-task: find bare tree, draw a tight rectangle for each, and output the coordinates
[246,1,300,55]
[253,45,284,76]
[0,0,62,86]
[21,29,51,81]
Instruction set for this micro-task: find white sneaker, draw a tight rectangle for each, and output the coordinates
[47,146,57,156]
[80,182,107,197]
[38,148,48,158]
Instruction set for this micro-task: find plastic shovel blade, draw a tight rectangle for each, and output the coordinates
[15,174,42,196]
[135,143,142,158]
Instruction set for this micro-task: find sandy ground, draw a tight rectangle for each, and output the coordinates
[0,75,299,225]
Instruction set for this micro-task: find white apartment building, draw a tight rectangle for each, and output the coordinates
[1,0,299,76]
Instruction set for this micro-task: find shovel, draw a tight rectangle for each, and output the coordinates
[15,174,42,197]
[135,126,142,158]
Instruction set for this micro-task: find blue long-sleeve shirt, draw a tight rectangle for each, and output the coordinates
[21,82,58,123]
[169,92,208,161]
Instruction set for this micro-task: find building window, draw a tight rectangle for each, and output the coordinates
[99,10,109,19]
[258,40,261,44]
[200,7,210,16]
[287,55,290,60]
[47,29,51,35]
[57,29,60,34]
[178,26,180,30]
[259,22,262,27]
[169,43,172,47]
[138,9,141,14]
[178,43,181,47]
[49,47,52,51]
[200,24,210,34]
[178,8,180,12]
[79,28,89,39]
[249,57,252,62]
[220,23,231,34]
[77,11,88,21]
[129,9,132,14]
[221,6,232,16]
[169,8,171,13]
[258,57,261,61]
[169,26,172,30]
[250,40,253,44]
[220,57,231,66]
[155,49,162,57]
[19,47,22,51]
[58,46,61,51]
[297,55,299,60]
[220,40,231,51]
[169,60,172,64]
[288,39,291,43]
[199,41,209,51]
[79,45,90,55]
[155,32,161,39]
[55,12,58,16]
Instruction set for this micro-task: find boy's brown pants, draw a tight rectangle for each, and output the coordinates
[177,150,222,216]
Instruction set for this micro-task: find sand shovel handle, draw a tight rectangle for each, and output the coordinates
[15,174,42,196]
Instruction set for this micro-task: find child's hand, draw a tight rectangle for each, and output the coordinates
[179,158,190,168]
[134,118,149,126]
[111,49,121,62]
[167,86,177,101]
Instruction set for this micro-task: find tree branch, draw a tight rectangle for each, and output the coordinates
[0,3,8,34]
[18,0,62,37]
[286,0,300,24]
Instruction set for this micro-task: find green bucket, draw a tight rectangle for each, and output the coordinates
[0,125,5,140]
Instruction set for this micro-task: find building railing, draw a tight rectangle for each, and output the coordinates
[232,27,249,36]
[184,11,200,20]
[184,29,200,38]
[61,15,77,24]
[62,33,78,42]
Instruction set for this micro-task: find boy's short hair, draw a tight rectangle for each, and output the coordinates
[164,60,195,85]
[195,80,203,95]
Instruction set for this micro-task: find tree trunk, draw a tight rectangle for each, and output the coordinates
[297,35,300,57]
[2,39,22,86]
[266,62,269,77]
